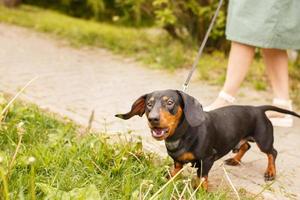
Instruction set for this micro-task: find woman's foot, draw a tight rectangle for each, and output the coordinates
[267,98,293,127]
[204,91,236,111]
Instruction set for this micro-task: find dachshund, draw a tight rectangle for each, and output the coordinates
[115,90,300,190]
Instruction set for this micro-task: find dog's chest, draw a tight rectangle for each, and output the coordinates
[165,138,196,162]
[165,139,184,158]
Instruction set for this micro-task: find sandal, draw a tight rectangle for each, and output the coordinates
[267,98,293,127]
[204,91,236,111]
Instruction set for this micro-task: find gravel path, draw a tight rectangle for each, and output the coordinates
[0,23,299,199]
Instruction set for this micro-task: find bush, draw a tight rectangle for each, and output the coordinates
[23,0,155,26]
[22,0,228,50]
[153,0,228,50]
[23,0,104,19]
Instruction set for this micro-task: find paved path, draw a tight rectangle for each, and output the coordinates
[0,23,299,199]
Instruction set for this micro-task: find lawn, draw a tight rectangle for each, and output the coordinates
[0,4,299,107]
[0,94,257,199]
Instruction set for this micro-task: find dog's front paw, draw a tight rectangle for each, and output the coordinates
[224,158,240,166]
[264,171,276,181]
[191,176,208,191]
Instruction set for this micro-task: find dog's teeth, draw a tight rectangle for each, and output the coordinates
[151,128,168,138]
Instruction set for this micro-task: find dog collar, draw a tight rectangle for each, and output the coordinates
[165,139,181,151]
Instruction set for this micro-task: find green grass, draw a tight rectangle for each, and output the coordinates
[0,4,299,106]
[0,94,258,199]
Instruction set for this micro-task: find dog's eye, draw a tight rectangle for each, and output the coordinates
[147,102,153,108]
[167,100,174,106]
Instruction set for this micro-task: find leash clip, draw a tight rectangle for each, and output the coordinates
[182,84,188,92]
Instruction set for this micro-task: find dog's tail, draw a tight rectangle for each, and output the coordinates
[259,105,300,118]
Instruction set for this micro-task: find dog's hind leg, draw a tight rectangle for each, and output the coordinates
[256,145,277,181]
[225,142,251,166]
[254,120,277,181]
[264,149,277,181]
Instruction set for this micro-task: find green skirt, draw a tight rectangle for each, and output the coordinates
[226,0,300,50]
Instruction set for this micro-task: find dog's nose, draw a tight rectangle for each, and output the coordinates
[148,116,160,124]
[148,111,160,124]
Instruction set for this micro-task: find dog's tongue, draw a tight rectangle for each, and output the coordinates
[151,128,167,138]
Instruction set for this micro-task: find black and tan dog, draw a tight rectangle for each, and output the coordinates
[115,90,300,190]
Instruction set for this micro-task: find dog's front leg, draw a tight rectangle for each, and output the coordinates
[193,157,214,191]
[169,161,183,178]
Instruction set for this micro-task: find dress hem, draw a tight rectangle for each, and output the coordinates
[226,35,300,50]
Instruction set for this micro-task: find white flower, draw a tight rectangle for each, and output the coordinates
[28,156,36,164]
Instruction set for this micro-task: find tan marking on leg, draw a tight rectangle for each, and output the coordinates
[202,176,208,191]
[170,162,183,177]
[265,154,276,181]
[234,142,249,161]
[192,176,208,191]
[225,143,250,166]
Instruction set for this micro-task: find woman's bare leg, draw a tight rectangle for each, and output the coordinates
[262,49,291,122]
[205,42,255,110]
[262,48,289,100]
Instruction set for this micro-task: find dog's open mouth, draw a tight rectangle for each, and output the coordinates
[151,128,169,139]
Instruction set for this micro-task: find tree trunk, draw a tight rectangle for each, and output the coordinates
[1,0,22,7]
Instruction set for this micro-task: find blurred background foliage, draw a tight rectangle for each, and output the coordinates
[22,0,229,51]
[0,0,299,104]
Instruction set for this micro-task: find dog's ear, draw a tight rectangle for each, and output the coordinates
[176,90,205,127]
[115,94,147,120]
